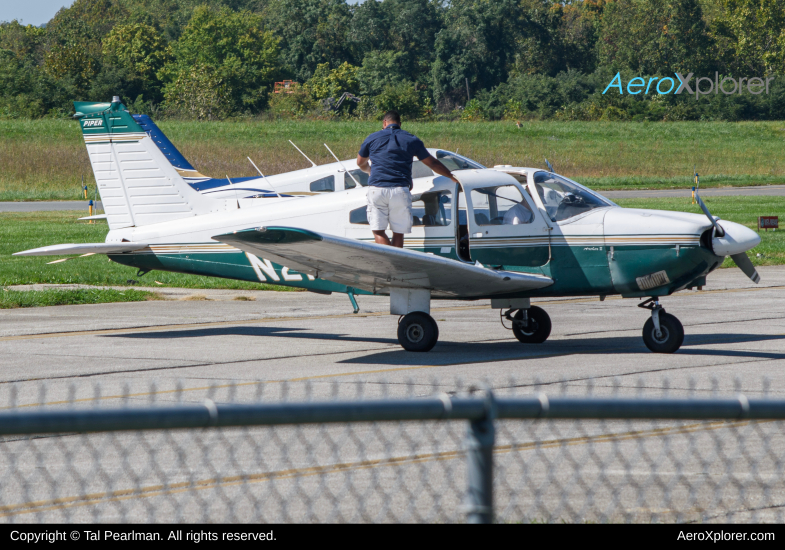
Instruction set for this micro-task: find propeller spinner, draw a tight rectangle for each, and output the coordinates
[694,191,761,283]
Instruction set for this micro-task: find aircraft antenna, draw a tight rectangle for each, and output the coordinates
[247,157,282,198]
[226,175,241,209]
[324,143,362,188]
[289,140,317,167]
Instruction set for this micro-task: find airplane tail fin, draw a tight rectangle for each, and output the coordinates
[75,97,216,230]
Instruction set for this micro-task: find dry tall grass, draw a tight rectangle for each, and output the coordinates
[2,119,784,200]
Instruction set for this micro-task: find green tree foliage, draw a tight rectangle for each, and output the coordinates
[712,0,785,74]
[162,63,232,119]
[350,0,442,84]
[597,0,714,75]
[1,0,785,121]
[161,5,280,116]
[357,50,410,95]
[103,24,171,87]
[263,0,354,81]
[374,81,422,119]
[305,61,360,100]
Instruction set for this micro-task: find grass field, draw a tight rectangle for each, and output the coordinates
[0,211,299,290]
[0,288,158,309]
[1,199,781,294]
[2,119,785,201]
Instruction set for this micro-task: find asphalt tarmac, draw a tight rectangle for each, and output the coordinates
[2,267,784,522]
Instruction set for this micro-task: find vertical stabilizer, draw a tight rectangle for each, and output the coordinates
[76,97,214,229]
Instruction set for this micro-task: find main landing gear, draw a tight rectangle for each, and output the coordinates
[639,298,684,353]
[503,306,552,344]
[398,312,439,352]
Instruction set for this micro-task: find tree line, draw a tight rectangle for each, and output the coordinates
[1,0,785,121]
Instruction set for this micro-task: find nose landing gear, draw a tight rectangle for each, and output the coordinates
[503,306,552,344]
[639,298,684,353]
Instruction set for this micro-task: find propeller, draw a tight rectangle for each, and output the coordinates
[544,158,554,172]
[694,189,760,284]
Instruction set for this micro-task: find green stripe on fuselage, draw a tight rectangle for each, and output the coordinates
[108,251,359,294]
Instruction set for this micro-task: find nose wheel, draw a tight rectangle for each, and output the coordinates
[397,312,439,352]
[639,298,684,353]
[504,306,552,344]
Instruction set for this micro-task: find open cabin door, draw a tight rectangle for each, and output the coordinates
[457,170,550,268]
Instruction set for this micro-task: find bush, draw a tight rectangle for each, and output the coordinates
[267,88,318,118]
[162,63,232,120]
[374,81,422,120]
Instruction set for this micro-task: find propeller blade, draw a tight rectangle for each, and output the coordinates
[695,192,725,237]
[46,258,71,264]
[730,252,760,284]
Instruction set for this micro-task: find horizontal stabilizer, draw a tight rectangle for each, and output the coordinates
[13,243,147,257]
[213,227,553,299]
[78,214,108,221]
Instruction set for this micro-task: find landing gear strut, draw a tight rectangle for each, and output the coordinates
[504,306,552,344]
[639,298,684,353]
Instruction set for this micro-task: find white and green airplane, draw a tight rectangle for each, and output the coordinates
[15,97,761,353]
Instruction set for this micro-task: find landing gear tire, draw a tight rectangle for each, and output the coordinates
[512,306,551,344]
[397,312,439,352]
[642,312,684,353]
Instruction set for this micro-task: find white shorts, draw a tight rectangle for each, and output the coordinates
[366,187,412,234]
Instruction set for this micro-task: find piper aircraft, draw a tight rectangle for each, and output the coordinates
[15,97,762,353]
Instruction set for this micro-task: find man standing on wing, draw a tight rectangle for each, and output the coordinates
[357,110,459,248]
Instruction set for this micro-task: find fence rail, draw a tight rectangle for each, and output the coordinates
[1,385,785,523]
[1,395,780,435]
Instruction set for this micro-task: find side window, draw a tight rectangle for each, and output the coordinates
[345,170,368,189]
[412,191,452,227]
[310,175,334,192]
[349,206,368,224]
[470,185,533,226]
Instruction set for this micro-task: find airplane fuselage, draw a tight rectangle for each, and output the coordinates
[106,170,734,301]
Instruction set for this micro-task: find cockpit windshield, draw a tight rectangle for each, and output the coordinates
[436,150,484,171]
[533,172,614,222]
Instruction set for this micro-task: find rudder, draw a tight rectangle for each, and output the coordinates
[76,97,214,229]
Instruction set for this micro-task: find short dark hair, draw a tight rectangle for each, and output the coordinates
[382,110,401,125]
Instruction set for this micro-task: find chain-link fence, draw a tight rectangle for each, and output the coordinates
[0,377,783,523]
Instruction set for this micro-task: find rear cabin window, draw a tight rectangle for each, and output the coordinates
[309,175,335,192]
[350,190,453,226]
[412,191,452,226]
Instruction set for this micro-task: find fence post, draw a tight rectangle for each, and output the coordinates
[464,388,496,523]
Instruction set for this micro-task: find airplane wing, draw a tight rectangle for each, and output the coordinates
[214,227,553,298]
[13,242,148,256]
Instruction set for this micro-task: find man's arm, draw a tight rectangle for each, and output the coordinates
[421,156,459,183]
[356,154,371,175]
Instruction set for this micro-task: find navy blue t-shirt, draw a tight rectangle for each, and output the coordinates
[358,125,432,188]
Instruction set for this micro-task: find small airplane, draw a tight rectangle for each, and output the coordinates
[16,97,761,354]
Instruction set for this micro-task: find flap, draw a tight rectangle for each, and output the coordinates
[213,227,553,299]
[13,243,148,256]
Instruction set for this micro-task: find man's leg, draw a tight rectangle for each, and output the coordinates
[387,187,412,249]
[373,230,392,246]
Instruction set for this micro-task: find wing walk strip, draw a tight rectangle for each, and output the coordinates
[0,419,768,518]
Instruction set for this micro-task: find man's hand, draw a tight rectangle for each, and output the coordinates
[421,156,459,183]
[356,154,371,175]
